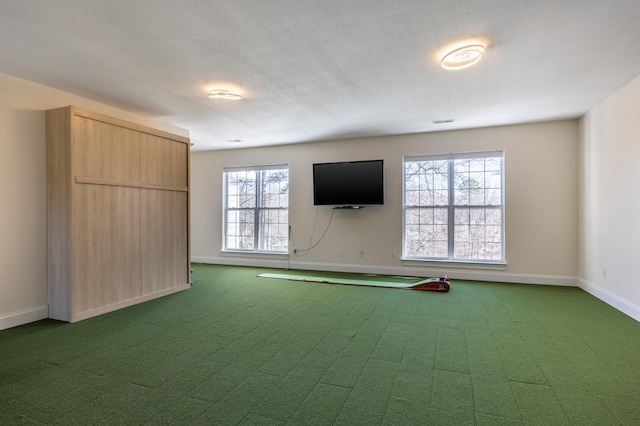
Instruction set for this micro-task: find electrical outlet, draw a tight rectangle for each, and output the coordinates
[602,267,607,278]
[360,250,365,257]
[391,250,396,259]
[338,249,343,257]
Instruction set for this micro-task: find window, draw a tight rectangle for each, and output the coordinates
[224,165,289,253]
[403,151,504,262]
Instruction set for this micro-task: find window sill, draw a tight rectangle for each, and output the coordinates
[221,250,288,259]
[401,258,507,271]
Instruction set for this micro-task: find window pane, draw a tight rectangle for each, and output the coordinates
[485,188,502,205]
[419,190,434,206]
[433,208,448,224]
[486,225,502,243]
[453,207,502,261]
[454,241,469,258]
[224,166,288,253]
[433,224,448,242]
[226,173,240,208]
[485,171,501,188]
[406,208,420,224]
[226,171,256,208]
[454,158,503,206]
[405,190,420,206]
[404,154,503,262]
[454,187,469,205]
[404,207,448,258]
[433,189,448,205]
[226,210,255,250]
[431,242,444,257]
[405,240,422,257]
[261,169,289,208]
[486,208,501,226]
[468,158,485,172]
[470,208,485,223]
[404,160,448,207]
[455,208,470,224]
[485,243,502,260]
[455,159,469,173]
[469,188,484,205]
[469,171,485,187]
[258,209,288,252]
[485,157,501,171]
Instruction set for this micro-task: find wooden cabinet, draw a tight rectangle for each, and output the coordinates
[47,106,190,322]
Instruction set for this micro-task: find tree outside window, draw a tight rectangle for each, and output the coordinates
[403,152,504,262]
[224,166,288,253]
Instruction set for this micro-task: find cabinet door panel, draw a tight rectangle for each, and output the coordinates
[73,184,141,313]
[74,117,141,182]
[141,189,188,294]
[141,135,188,188]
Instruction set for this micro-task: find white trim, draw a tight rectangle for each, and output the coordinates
[192,255,289,269]
[223,166,289,252]
[220,250,288,259]
[192,256,576,286]
[401,258,507,270]
[578,278,640,322]
[0,305,49,330]
[402,153,505,263]
[404,150,503,162]
[223,163,288,172]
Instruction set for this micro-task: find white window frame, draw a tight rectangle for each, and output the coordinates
[223,164,289,254]
[402,151,505,264]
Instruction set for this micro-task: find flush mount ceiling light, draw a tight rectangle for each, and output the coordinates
[208,89,242,100]
[441,44,485,70]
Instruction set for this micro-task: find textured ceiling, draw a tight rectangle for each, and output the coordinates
[1,1,640,151]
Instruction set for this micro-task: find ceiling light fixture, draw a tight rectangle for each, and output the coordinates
[208,89,242,100]
[441,44,485,70]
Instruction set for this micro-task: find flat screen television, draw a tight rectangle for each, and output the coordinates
[313,159,384,207]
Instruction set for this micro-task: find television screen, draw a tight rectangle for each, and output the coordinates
[313,159,384,207]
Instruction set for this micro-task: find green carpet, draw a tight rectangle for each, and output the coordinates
[2,264,640,424]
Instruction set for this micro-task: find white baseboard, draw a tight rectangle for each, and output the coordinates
[578,278,640,322]
[0,305,49,331]
[192,255,289,269]
[191,256,577,287]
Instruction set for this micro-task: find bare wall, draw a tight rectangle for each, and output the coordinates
[191,120,579,285]
[579,73,640,321]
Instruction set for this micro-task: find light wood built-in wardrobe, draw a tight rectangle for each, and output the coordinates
[47,106,190,322]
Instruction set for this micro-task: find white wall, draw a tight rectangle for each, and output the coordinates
[0,72,187,330]
[191,120,579,285]
[0,68,588,329]
[579,73,640,321]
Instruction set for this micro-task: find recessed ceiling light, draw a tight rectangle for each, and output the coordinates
[433,119,455,124]
[208,89,242,100]
[441,44,485,70]
[225,139,243,143]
